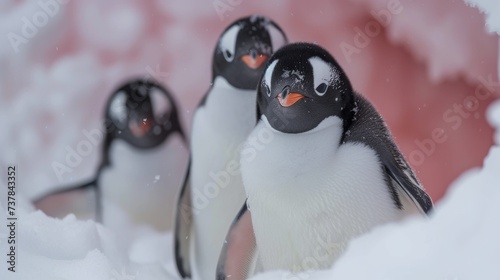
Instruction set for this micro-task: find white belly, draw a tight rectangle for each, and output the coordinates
[241,117,409,272]
[190,77,256,279]
[99,134,188,231]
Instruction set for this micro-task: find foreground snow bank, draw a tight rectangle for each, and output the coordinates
[465,0,500,34]
[0,102,499,280]
[0,204,178,280]
[251,100,500,280]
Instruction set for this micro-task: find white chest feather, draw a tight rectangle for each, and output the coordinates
[241,116,406,271]
[99,135,188,230]
[191,77,256,178]
[190,77,257,279]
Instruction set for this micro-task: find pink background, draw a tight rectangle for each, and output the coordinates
[0,0,498,203]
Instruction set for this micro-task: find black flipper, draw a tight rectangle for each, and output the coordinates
[343,92,433,214]
[216,202,258,280]
[174,159,193,279]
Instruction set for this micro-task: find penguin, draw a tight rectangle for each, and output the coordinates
[34,79,188,230]
[174,15,287,280]
[216,42,433,279]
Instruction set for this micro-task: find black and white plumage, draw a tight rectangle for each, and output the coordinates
[34,79,187,230]
[174,15,287,280]
[217,43,433,279]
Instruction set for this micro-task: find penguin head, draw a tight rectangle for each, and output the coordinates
[213,15,287,90]
[257,43,355,134]
[104,79,184,149]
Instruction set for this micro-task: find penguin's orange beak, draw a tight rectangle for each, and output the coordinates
[241,54,268,69]
[277,92,304,107]
[129,117,152,137]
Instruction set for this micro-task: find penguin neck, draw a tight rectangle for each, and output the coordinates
[202,76,257,133]
[249,116,344,177]
[98,138,176,185]
[212,75,247,91]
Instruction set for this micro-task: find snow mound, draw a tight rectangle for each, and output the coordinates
[465,0,500,34]
[487,99,500,145]
[0,205,177,280]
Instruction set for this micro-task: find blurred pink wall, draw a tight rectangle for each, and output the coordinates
[0,0,498,202]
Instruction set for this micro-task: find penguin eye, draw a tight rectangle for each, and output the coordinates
[264,84,271,97]
[219,25,239,62]
[223,50,233,62]
[315,83,328,95]
[308,56,339,97]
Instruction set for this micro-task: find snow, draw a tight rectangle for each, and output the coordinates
[0,201,178,280]
[465,0,500,82]
[75,1,146,55]
[465,0,500,35]
[488,100,500,145]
